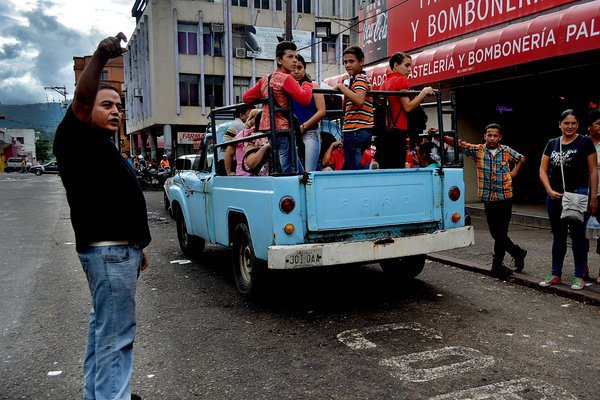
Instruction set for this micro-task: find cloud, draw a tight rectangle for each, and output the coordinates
[0,0,135,105]
[0,43,23,60]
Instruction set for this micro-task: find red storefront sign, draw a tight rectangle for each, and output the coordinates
[372,0,577,54]
[331,1,600,88]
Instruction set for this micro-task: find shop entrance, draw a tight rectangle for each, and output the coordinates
[454,61,599,204]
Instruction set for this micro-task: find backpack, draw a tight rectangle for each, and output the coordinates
[406,103,428,144]
[372,95,394,137]
[374,78,429,142]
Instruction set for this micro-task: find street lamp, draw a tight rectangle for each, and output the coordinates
[315,22,331,39]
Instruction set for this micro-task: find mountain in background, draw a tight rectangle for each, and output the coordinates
[0,102,68,139]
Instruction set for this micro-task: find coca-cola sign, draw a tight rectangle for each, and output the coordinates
[361,0,388,63]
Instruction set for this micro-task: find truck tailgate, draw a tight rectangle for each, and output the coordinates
[306,169,441,231]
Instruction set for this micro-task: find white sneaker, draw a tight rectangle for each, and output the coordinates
[571,277,585,290]
[370,161,379,170]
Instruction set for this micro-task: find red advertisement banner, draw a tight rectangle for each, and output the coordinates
[330,1,600,88]
[382,0,577,55]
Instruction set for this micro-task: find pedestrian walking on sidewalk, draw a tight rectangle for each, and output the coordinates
[539,109,598,290]
[451,123,527,277]
[53,33,151,400]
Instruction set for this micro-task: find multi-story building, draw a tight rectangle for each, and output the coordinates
[124,0,360,161]
[73,55,129,153]
[1,128,37,163]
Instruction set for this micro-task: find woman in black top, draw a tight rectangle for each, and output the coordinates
[539,109,598,290]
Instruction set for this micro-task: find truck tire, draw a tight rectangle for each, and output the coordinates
[380,255,426,279]
[232,223,265,296]
[175,207,205,257]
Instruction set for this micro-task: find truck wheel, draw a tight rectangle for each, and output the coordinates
[176,207,205,257]
[380,255,426,279]
[232,223,265,295]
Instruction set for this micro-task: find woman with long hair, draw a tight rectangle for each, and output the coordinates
[539,109,598,290]
[291,54,326,171]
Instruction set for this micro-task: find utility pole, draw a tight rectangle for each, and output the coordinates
[44,86,68,108]
[285,0,293,41]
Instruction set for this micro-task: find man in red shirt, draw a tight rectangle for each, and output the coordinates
[243,41,312,174]
[322,140,344,171]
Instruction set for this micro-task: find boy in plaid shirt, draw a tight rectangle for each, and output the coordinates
[456,123,527,277]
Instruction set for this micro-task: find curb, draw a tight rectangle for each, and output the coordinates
[466,206,551,229]
[427,253,600,307]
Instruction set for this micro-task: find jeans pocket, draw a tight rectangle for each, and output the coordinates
[102,247,131,263]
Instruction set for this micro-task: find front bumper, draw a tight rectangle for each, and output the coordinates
[267,226,474,269]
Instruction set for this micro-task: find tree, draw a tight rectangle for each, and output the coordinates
[35,135,53,162]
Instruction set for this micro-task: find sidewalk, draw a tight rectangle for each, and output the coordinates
[430,204,600,306]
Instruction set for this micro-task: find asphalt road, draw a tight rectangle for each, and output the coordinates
[1,173,600,399]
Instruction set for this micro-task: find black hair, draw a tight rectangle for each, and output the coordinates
[343,45,364,62]
[234,104,254,118]
[295,54,312,83]
[485,123,502,134]
[98,82,119,94]
[276,41,297,61]
[418,141,441,165]
[389,52,411,70]
[587,109,600,126]
[559,109,578,122]
[254,110,262,131]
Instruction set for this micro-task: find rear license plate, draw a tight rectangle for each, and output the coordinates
[285,249,323,268]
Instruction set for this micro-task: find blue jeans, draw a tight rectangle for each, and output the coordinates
[302,128,321,172]
[546,194,589,278]
[78,245,142,400]
[342,129,372,170]
[273,134,304,174]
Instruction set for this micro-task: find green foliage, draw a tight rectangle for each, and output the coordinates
[35,134,53,162]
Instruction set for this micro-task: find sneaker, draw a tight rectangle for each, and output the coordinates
[539,274,561,287]
[513,248,527,273]
[369,161,379,170]
[571,277,585,290]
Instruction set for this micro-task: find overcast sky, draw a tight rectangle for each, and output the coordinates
[0,0,137,105]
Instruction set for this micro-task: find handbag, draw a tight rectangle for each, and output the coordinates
[559,140,588,222]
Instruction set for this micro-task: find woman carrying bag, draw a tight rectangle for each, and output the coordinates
[539,109,598,290]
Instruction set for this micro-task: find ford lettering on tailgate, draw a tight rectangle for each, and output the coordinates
[306,170,437,231]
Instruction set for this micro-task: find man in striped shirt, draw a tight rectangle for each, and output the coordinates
[457,123,527,277]
[334,46,374,170]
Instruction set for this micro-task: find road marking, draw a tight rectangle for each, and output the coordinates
[379,346,494,382]
[429,378,577,399]
[337,322,441,350]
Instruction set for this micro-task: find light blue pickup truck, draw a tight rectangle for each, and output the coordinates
[167,97,474,295]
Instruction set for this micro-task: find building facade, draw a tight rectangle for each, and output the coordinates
[0,128,37,167]
[124,0,360,162]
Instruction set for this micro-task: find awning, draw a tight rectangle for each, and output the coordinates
[325,0,600,88]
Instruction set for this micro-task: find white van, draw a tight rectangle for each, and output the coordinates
[4,157,24,173]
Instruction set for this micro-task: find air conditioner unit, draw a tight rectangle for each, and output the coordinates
[235,48,246,58]
[133,88,143,98]
[121,83,127,92]
[211,23,224,33]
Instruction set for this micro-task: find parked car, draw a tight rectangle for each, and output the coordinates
[30,160,59,176]
[4,157,24,173]
[163,154,202,214]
